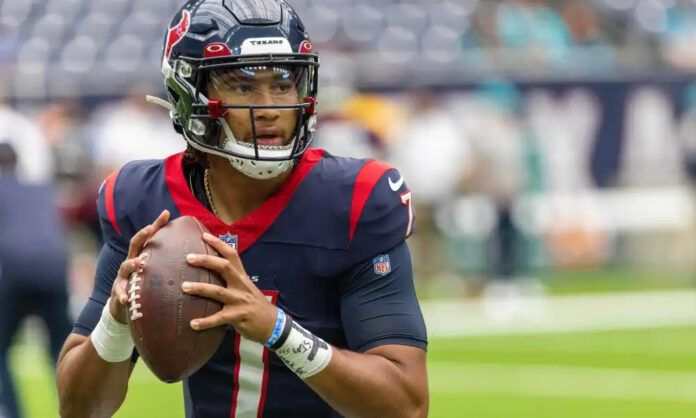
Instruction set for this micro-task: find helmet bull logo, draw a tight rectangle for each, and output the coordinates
[165,10,191,60]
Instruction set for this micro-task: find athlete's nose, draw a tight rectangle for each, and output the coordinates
[253,91,281,121]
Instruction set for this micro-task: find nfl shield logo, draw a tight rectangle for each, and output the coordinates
[219,233,238,251]
[373,254,391,276]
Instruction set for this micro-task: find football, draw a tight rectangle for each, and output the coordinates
[127,216,226,383]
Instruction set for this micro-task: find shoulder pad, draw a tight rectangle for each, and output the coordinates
[347,159,414,261]
[97,159,166,252]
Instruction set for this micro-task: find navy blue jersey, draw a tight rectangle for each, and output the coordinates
[73,149,427,418]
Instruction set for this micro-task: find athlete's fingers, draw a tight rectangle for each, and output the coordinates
[189,311,229,331]
[113,278,129,306]
[114,257,145,305]
[180,281,241,304]
[127,225,154,259]
[187,301,253,331]
[202,233,245,272]
[126,210,170,259]
[151,210,171,235]
[186,253,248,288]
[117,257,144,281]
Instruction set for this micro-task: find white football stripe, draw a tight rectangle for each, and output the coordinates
[422,289,696,337]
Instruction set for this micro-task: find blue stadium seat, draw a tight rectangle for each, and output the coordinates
[384,3,429,36]
[301,6,340,45]
[30,14,68,44]
[341,4,384,44]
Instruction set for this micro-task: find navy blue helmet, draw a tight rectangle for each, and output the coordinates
[154,0,319,179]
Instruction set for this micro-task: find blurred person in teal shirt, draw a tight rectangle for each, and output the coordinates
[497,0,573,65]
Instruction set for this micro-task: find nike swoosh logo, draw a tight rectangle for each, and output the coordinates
[388,175,404,191]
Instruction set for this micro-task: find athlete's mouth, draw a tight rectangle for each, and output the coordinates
[255,136,284,146]
[251,128,286,147]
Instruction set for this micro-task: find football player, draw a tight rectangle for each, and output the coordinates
[56,1,428,417]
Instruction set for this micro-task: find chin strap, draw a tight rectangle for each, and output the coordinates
[146,95,174,112]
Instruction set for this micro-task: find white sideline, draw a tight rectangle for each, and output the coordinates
[421,289,696,338]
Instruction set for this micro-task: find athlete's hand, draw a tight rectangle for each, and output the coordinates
[182,233,277,344]
[109,210,171,324]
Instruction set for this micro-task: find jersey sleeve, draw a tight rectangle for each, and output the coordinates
[72,167,134,335]
[340,241,427,352]
[347,162,414,263]
[96,169,132,254]
[72,243,126,336]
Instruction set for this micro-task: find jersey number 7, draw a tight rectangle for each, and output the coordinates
[229,291,277,418]
[400,191,414,238]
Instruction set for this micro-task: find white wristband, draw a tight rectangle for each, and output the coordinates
[90,298,134,363]
[273,319,333,379]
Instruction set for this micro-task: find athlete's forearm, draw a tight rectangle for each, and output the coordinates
[304,345,429,418]
[264,307,428,417]
[57,335,132,418]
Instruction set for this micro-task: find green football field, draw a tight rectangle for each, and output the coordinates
[11,324,696,418]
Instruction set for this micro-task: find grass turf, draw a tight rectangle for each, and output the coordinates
[12,325,696,417]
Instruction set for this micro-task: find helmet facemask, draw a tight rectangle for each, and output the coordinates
[163,54,319,179]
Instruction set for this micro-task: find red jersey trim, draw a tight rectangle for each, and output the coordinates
[349,160,393,243]
[164,149,324,254]
[229,333,243,418]
[103,169,122,236]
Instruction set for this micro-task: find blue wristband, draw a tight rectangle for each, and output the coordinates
[264,307,286,348]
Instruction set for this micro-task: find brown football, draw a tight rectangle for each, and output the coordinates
[127,216,226,383]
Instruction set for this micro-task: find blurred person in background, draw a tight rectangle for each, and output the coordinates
[496,0,572,67]
[391,89,474,282]
[36,100,102,314]
[340,93,406,160]
[461,1,501,72]
[679,84,696,185]
[661,0,696,71]
[0,143,72,418]
[37,100,99,236]
[526,86,610,268]
[459,80,544,315]
[0,96,53,185]
[619,85,686,187]
[463,2,500,50]
[561,0,617,72]
[562,1,610,48]
[90,84,184,179]
[38,100,91,183]
[313,77,385,159]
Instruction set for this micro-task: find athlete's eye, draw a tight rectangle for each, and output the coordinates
[271,82,294,95]
[230,83,253,95]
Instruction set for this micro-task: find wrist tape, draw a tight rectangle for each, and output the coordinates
[269,313,332,379]
[91,298,134,363]
[264,307,287,348]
